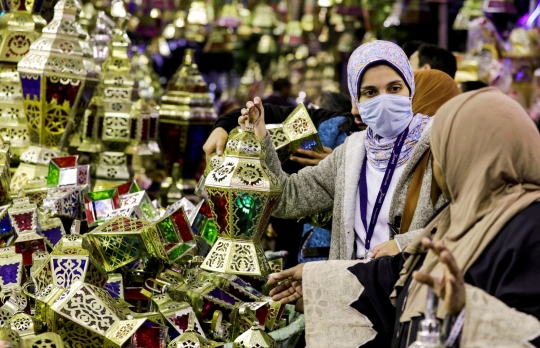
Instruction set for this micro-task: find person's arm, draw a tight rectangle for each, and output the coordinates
[261,134,341,219]
[214,104,297,132]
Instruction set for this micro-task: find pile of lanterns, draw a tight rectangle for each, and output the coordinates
[0,0,325,346]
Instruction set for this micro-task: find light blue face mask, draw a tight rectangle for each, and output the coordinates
[359,94,414,138]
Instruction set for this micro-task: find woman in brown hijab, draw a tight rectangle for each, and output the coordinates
[372,69,459,257]
[268,88,540,347]
[412,69,460,116]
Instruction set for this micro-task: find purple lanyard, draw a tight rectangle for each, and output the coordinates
[359,128,409,257]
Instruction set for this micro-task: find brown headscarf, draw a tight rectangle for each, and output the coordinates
[412,70,460,116]
[399,70,459,233]
[397,88,540,321]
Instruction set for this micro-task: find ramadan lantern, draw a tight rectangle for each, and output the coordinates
[233,321,276,348]
[201,107,282,276]
[0,0,46,163]
[14,0,99,193]
[159,48,217,194]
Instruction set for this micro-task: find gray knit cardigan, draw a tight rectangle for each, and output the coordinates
[263,122,446,260]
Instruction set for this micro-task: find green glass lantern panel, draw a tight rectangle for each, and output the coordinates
[233,192,265,239]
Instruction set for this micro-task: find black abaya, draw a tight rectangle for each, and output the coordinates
[347,202,540,347]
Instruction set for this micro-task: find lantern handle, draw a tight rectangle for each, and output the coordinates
[144,278,169,294]
[246,105,262,131]
[22,281,37,300]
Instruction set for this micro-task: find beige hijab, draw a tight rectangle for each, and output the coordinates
[396,87,540,321]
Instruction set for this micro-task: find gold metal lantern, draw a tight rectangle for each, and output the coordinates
[233,321,276,348]
[0,0,47,162]
[159,48,217,194]
[201,108,282,276]
[14,0,99,193]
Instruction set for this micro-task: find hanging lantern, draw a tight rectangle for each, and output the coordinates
[0,0,47,163]
[0,145,10,205]
[14,0,99,193]
[159,49,217,194]
[201,107,281,277]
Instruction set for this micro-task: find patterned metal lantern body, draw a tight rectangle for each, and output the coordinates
[85,216,167,272]
[233,321,276,348]
[0,329,20,347]
[51,281,163,347]
[19,179,48,207]
[119,191,159,221]
[199,272,284,331]
[159,48,217,192]
[14,0,99,192]
[42,185,86,219]
[38,217,65,248]
[76,12,115,154]
[170,282,242,326]
[266,104,324,164]
[0,247,24,295]
[201,128,282,276]
[21,332,65,347]
[104,273,124,299]
[0,0,46,162]
[168,313,223,348]
[31,234,107,292]
[95,151,131,188]
[8,198,45,266]
[7,313,37,338]
[100,20,136,146]
[125,99,154,156]
[150,292,204,340]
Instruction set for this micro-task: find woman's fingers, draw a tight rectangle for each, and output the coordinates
[281,292,302,304]
[269,279,292,296]
[440,250,463,282]
[413,270,436,288]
